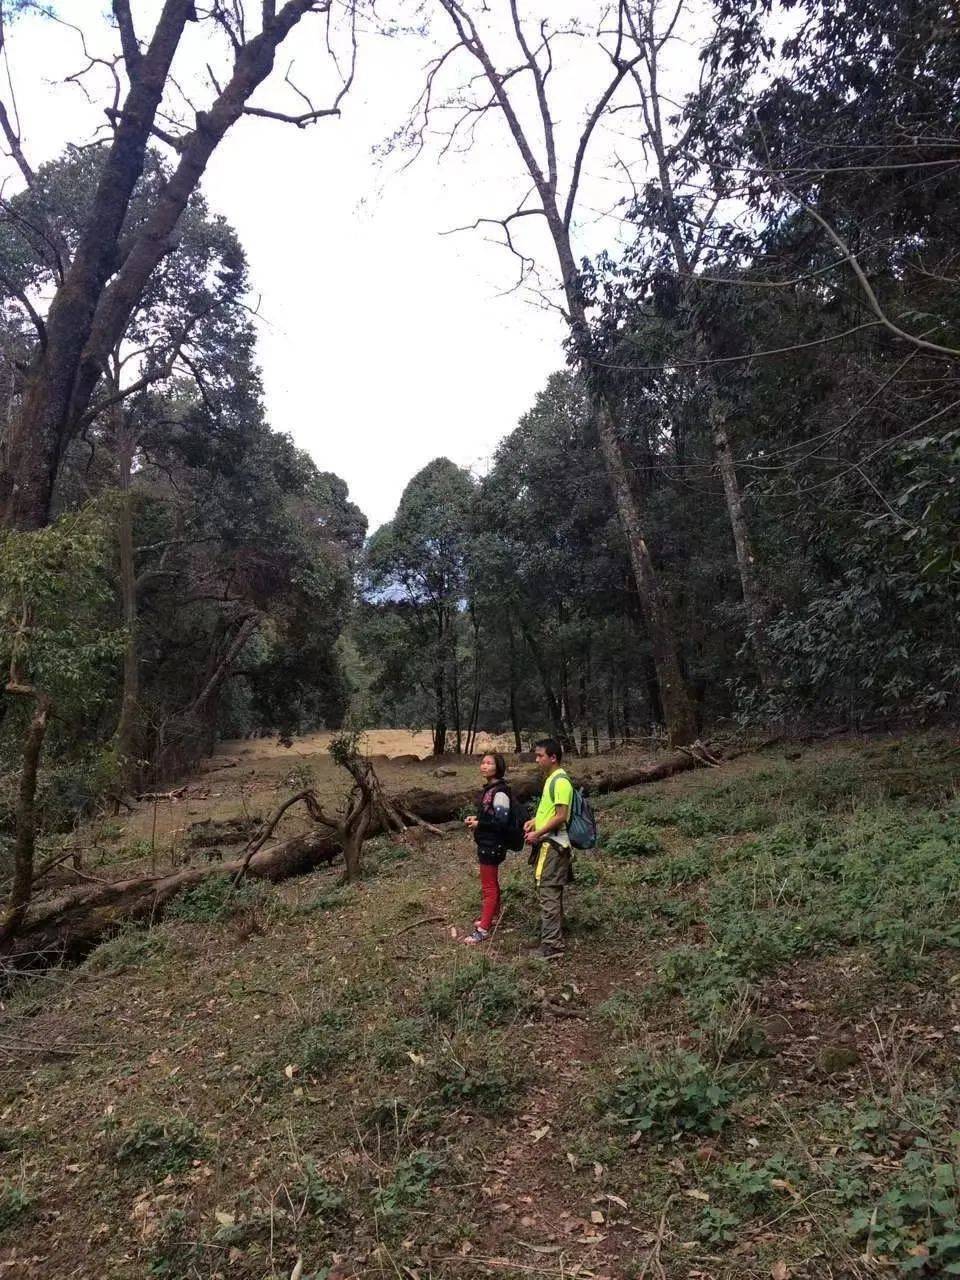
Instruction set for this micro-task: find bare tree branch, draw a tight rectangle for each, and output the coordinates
[0,266,46,344]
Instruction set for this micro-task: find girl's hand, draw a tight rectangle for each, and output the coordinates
[464,816,478,830]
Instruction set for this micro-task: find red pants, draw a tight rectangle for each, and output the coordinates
[478,862,501,932]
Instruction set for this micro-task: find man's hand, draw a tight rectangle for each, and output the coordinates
[524,828,540,846]
[523,818,535,833]
[464,816,478,830]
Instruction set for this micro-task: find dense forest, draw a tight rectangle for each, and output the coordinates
[0,0,958,939]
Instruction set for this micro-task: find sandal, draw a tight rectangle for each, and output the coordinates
[461,927,489,945]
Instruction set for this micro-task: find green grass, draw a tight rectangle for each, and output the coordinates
[165,874,265,923]
[3,735,959,1280]
[84,926,171,972]
[421,954,533,1026]
[599,1049,740,1138]
[0,1181,31,1233]
[111,1116,209,1178]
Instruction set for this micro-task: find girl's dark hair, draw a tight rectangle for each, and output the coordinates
[482,751,507,779]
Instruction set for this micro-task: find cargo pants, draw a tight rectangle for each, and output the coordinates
[533,840,573,951]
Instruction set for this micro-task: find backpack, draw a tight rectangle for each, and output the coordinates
[504,788,527,853]
[549,771,599,851]
[481,780,526,853]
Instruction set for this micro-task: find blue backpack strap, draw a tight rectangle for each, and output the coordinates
[548,769,572,808]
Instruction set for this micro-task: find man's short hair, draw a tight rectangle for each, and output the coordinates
[534,737,563,762]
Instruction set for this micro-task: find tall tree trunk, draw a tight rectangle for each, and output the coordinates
[644,654,664,729]
[0,0,334,534]
[433,614,447,757]
[578,660,588,757]
[595,397,697,744]
[428,8,698,748]
[628,2,770,675]
[188,614,260,727]
[519,617,573,754]
[709,401,770,677]
[115,419,140,781]
[0,692,51,947]
[507,619,522,753]
[557,602,579,756]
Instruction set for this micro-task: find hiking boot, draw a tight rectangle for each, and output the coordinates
[537,943,564,961]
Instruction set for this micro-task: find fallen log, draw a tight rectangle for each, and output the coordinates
[4,750,703,963]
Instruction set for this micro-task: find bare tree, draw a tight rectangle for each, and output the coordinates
[0,0,359,534]
[0,0,360,948]
[417,0,699,744]
[622,0,771,676]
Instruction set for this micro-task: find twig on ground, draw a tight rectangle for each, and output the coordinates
[390,915,445,938]
[637,1193,675,1280]
[136,786,187,802]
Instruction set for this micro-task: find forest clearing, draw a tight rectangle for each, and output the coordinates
[1,732,958,1279]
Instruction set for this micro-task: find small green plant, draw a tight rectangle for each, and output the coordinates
[422,957,530,1026]
[429,1040,520,1115]
[166,875,262,923]
[0,1181,31,1232]
[602,1050,738,1139]
[295,884,352,914]
[295,1008,352,1078]
[709,1156,804,1212]
[847,1141,960,1274]
[597,991,644,1035]
[604,824,663,858]
[299,1160,346,1218]
[637,845,714,887]
[696,1204,741,1244]
[85,926,169,973]
[370,1016,429,1068]
[113,1117,209,1178]
[375,1149,443,1220]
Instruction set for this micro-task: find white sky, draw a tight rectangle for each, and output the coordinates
[1,2,705,530]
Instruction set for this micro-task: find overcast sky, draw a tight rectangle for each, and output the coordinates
[1,3,703,530]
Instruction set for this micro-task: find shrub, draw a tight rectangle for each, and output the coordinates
[602,1050,738,1139]
[370,1016,429,1069]
[165,875,263,923]
[422,957,530,1026]
[374,1149,443,1220]
[0,1182,31,1233]
[113,1117,209,1177]
[295,1009,352,1077]
[604,824,663,858]
[847,1142,960,1275]
[429,1040,520,1115]
[85,927,169,973]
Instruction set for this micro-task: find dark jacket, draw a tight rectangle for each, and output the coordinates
[474,779,512,866]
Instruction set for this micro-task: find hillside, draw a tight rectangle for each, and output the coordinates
[1,734,958,1279]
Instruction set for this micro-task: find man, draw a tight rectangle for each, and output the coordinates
[524,737,574,960]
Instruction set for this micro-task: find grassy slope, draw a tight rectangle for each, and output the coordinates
[1,734,958,1279]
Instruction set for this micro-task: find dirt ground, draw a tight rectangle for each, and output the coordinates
[2,732,957,1280]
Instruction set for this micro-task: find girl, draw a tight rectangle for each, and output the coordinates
[462,752,512,944]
